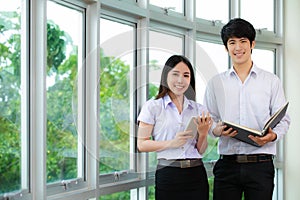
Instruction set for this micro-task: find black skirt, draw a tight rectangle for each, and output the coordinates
[155,165,209,200]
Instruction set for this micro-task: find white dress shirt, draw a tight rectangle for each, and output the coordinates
[137,94,209,160]
[204,64,291,155]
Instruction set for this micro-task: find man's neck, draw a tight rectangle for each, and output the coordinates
[233,61,253,83]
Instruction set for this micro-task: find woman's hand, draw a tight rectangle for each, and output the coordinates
[169,131,193,148]
[196,112,212,137]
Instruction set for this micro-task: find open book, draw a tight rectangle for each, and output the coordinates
[222,102,289,147]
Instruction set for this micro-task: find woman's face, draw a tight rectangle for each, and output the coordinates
[167,61,191,97]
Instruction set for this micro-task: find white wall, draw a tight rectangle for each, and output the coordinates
[284,0,300,199]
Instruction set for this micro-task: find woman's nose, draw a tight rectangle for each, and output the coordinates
[177,75,183,83]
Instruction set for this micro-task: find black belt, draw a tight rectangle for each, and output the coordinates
[158,159,203,168]
[220,154,274,163]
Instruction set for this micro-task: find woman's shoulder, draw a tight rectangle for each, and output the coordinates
[141,98,164,112]
[143,97,163,106]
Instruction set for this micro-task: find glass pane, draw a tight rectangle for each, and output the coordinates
[196,0,229,24]
[196,41,228,163]
[99,190,130,200]
[0,0,22,194]
[149,0,183,13]
[46,1,83,183]
[99,18,134,174]
[252,48,275,73]
[240,0,274,31]
[196,41,228,103]
[148,30,183,170]
[149,30,183,98]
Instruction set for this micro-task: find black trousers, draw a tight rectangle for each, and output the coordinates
[155,165,209,200]
[213,158,275,200]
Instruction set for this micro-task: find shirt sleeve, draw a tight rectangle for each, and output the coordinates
[269,77,291,141]
[137,100,156,125]
[203,79,220,138]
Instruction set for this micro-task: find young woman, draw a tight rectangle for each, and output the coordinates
[137,55,212,200]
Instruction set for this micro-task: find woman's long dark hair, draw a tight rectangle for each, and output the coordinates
[155,55,196,101]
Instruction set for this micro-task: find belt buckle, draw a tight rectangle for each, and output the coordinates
[236,155,248,163]
[180,160,191,168]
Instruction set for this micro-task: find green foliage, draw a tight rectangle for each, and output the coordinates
[0,10,22,194]
[100,191,130,200]
[47,20,71,74]
[46,21,78,183]
[0,117,20,193]
[99,49,131,174]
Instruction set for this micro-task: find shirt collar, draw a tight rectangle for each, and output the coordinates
[163,94,194,109]
[228,63,258,77]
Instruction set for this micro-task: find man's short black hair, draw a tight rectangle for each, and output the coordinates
[221,18,256,49]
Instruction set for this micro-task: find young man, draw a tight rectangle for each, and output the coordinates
[204,18,291,200]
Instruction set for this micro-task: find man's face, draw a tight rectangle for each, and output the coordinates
[226,37,255,67]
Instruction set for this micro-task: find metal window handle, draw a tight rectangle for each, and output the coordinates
[162,7,175,15]
[60,179,79,190]
[60,180,68,190]
[114,170,129,182]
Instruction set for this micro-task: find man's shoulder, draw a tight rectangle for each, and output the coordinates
[254,66,280,81]
[207,71,228,84]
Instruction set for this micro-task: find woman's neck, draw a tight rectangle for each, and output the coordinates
[169,92,184,114]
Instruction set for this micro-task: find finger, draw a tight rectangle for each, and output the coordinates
[200,111,205,122]
[229,130,238,137]
[183,130,193,135]
[182,133,193,138]
[206,112,211,122]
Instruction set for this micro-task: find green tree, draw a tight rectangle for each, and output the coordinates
[46,21,78,183]
[0,10,22,194]
[99,49,131,173]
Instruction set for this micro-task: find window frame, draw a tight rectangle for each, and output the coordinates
[45,0,88,196]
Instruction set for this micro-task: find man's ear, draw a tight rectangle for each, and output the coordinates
[251,40,256,49]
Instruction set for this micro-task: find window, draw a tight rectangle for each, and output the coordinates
[240,0,274,32]
[252,48,275,73]
[46,0,84,186]
[148,30,183,98]
[0,0,285,199]
[195,41,228,103]
[0,0,24,195]
[99,18,135,175]
[149,0,184,14]
[196,0,229,24]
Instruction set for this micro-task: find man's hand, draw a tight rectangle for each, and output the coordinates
[212,121,237,137]
[248,127,277,146]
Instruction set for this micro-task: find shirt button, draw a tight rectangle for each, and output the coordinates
[181,146,184,150]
